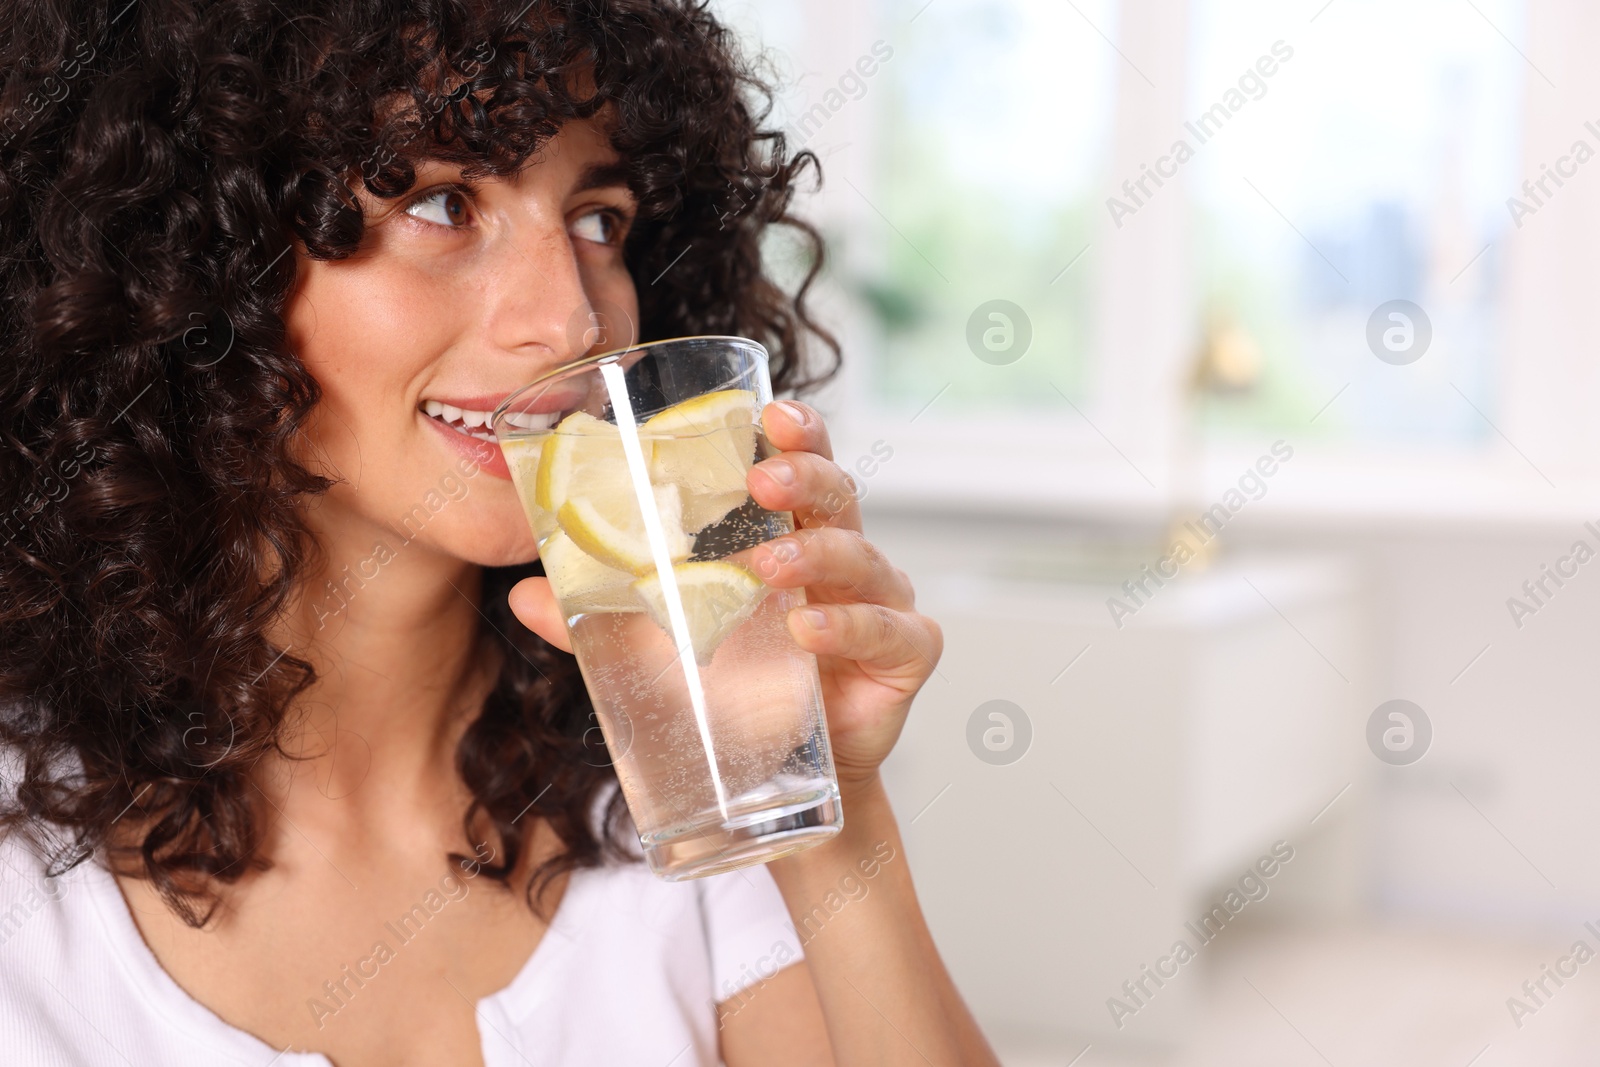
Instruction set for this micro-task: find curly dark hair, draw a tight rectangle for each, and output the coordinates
[0,0,837,925]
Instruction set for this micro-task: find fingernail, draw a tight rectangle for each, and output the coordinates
[798,607,829,630]
[776,400,809,426]
[761,458,796,486]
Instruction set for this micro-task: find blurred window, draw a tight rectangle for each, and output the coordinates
[714,0,1534,488]
[855,0,1118,413]
[1186,0,1526,443]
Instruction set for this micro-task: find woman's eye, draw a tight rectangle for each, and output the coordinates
[571,209,622,246]
[404,187,472,229]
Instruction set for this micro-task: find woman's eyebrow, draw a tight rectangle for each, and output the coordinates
[575,160,631,193]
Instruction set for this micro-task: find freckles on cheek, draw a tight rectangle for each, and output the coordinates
[293,255,460,405]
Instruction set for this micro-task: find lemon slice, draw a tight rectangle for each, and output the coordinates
[500,436,557,539]
[557,483,692,576]
[538,529,637,612]
[534,411,623,514]
[644,390,758,525]
[533,409,692,573]
[641,388,756,438]
[632,560,768,666]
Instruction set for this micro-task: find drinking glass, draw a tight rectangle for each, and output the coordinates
[491,336,843,879]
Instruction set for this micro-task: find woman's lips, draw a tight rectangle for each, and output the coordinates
[416,380,596,482]
[419,408,512,480]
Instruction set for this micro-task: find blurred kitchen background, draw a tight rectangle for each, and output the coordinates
[712,0,1600,1064]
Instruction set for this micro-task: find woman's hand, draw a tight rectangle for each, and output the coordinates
[506,399,942,794]
[738,400,941,793]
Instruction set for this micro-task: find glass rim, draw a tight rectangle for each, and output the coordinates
[489,333,770,430]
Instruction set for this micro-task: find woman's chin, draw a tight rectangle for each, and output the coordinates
[402,500,541,569]
[458,537,541,570]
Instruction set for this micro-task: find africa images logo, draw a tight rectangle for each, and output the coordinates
[1106,841,1296,1029]
[1106,40,1295,228]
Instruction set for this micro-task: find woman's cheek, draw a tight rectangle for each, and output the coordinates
[582,259,639,347]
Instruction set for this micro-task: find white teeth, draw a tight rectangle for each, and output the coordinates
[421,399,546,436]
[504,411,557,431]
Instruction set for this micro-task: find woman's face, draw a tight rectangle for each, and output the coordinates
[284,117,639,569]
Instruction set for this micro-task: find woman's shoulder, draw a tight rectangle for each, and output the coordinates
[0,823,99,959]
[0,741,80,922]
[0,822,110,1056]
[0,823,58,910]
[0,743,109,994]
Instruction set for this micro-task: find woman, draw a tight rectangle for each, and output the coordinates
[0,1,997,1064]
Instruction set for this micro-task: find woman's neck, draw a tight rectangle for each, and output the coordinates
[262,498,499,846]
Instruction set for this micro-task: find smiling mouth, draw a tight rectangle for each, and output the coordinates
[420,400,556,442]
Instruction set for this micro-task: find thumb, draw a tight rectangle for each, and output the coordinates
[507,576,572,653]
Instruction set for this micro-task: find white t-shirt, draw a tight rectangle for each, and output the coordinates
[0,788,805,1066]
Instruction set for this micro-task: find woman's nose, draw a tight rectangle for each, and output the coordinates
[486,221,603,366]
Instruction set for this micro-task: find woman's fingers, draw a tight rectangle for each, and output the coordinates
[753,401,867,530]
[747,448,862,532]
[740,527,916,611]
[786,601,944,686]
[761,399,833,460]
[507,576,572,653]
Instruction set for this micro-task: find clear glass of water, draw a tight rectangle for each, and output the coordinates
[491,336,843,880]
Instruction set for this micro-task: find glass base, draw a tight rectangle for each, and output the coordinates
[642,787,843,881]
